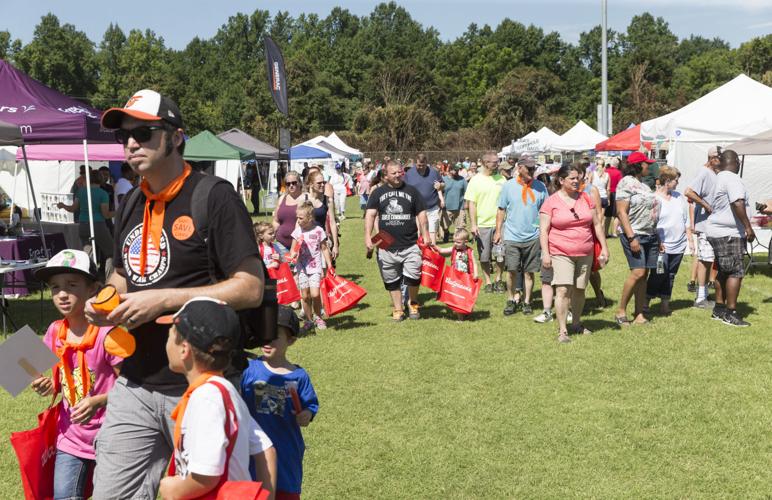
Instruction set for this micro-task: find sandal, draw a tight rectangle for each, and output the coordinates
[558,332,571,343]
[615,315,632,327]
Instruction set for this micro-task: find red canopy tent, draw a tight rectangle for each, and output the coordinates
[595,124,652,152]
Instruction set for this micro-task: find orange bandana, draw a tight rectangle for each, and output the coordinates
[517,176,536,205]
[170,371,221,451]
[55,320,101,406]
[138,163,192,276]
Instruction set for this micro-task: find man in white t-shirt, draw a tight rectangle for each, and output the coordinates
[705,150,755,327]
[113,162,137,208]
[159,298,276,499]
[684,146,721,308]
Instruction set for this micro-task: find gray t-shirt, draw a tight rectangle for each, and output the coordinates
[687,167,716,233]
[706,171,751,239]
[616,176,659,236]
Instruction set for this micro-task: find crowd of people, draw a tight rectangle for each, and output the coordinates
[18,86,763,500]
[354,147,759,338]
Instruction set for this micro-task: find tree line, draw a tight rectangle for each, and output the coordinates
[1,3,770,155]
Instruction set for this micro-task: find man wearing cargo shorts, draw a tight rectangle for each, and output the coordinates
[86,90,265,499]
[494,155,548,316]
[465,152,506,293]
[365,161,431,321]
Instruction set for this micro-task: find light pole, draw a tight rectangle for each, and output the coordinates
[601,0,609,135]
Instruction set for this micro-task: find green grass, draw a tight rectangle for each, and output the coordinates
[2,197,771,498]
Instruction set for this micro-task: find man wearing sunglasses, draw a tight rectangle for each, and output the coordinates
[494,155,548,317]
[87,89,265,499]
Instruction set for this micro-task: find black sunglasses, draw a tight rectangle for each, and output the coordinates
[286,181,299,186]
[569,208,580,220]
[115,126,165,145]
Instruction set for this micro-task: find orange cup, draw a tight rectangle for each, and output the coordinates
[93,285,120,314]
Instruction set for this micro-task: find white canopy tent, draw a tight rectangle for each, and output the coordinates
[519,127,561,154]
[551,121,607,152]
[728,128,772,156]
[323,132,362,157]
[640,74,772,209]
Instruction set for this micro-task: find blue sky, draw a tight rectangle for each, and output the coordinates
[3,0,771,49]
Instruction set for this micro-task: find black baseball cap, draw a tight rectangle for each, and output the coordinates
[156,297,240,353]
[277,305,299,337]
[101,89,184,129]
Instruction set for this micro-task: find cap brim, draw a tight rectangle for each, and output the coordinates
[101,108,163,129]
[33,266,97,283]
[155,314,175,325]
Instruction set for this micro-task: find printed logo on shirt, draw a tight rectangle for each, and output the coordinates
[62,366,95,406]
[253,380,288,416]
[171,215,195,241]
[122,223,171,286]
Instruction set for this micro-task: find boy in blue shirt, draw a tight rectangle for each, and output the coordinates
[241,306,319,500]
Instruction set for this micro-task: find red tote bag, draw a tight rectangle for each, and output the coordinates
[437,266,482,315]
[10,402,60,500]
[321,269,367,316]
[268,263,302,305]
[420,245,445,292]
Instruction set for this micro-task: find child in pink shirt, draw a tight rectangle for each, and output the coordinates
[31,250,132,500]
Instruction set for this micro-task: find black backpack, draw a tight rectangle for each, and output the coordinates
[120,174,278,350]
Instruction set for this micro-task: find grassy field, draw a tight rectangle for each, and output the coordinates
[2,197,771,498]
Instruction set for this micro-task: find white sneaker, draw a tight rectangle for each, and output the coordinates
[534,310,554,323]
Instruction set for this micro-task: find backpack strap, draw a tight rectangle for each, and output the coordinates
[190,175,233,283]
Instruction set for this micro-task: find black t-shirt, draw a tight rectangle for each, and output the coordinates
[366,182,426,250]
[113,171,259,388]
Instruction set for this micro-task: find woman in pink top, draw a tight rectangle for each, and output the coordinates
[539,164,609,343]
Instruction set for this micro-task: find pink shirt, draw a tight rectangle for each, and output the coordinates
[540,192,595,257]
[290,225,327,274]
[43,323,122,460]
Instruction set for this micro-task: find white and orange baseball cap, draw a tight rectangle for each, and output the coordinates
[101,89,183,129]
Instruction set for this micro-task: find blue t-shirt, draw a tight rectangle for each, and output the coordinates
[443,175,467,211]
[76,186,109,222]
[241,358,319,494]
[497,178,548,242]
[404,166,442,210]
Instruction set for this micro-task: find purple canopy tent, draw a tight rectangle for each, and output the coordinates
[0,59,116,261]
[0,119,48,253]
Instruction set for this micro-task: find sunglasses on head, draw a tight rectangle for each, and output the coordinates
[115,125,165,145]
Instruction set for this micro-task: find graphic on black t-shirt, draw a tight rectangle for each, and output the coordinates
[367,183,425,249]
[122,223,171,286]
[385,198,404,215]
[253,380,287,416]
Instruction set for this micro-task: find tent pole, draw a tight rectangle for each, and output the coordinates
[82,140,97,265]
[9,159,18,224]
[238,161,247,205]
[20,145,49,258]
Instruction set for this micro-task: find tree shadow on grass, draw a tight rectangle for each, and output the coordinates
[325,314,376,331]
[338,273,364,283]
[582,318,619,333]
[735,303,756,317]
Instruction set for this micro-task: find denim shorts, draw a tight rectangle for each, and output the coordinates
[620,233,659,269]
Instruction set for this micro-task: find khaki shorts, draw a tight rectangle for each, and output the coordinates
[551,254,593,289]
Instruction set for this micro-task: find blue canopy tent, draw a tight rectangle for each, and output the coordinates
[289,144,331,159]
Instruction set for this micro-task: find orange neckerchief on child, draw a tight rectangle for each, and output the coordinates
[517,176,536,205]
[138,163,192,276]
[170,371,221,451]
[55,320,101,406]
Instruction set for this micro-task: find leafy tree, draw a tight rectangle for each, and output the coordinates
[14,14,97,98]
